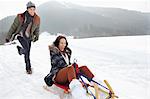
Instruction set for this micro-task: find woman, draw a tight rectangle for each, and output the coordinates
[44,35,94,98]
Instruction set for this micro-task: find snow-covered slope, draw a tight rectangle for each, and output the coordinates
[0,33,149,99]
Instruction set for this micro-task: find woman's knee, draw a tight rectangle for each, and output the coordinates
[67,66,77,82]
[67,66,75,72]
[79,66,94,78]
[79,65,88,70]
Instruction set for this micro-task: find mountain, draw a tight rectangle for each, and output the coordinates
[37,1,149,37]
[0,16,15,44]
[0,1,149,44]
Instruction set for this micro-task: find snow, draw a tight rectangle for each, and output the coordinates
[0,33,149,99]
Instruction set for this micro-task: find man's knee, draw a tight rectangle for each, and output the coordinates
[17,36,23,41]
[24,49,29,55]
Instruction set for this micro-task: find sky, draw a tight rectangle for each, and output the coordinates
[0,0,149,20]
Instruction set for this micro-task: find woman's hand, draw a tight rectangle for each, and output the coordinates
[68,65,72,67]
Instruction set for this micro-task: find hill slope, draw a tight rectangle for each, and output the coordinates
[0,33,149,99]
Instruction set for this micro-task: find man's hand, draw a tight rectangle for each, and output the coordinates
[5,39,9,43]
[33,36,38,42]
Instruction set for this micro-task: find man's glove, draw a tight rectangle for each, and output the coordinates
[33,36,38,42]
[5,39,9,43]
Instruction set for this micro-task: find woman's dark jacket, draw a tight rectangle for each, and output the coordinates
[44,45,72,86]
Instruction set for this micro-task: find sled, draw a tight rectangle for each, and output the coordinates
[43,80,118,99]
[104,80,119,99]
[81,79,118,99]
[43,82,70,94]
[54,83,70,94]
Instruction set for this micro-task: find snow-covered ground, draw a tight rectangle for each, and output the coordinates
[0,32,149,99]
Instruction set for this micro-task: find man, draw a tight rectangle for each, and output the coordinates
[6,1,40,74]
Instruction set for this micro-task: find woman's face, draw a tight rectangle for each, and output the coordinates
[58,38,66,52]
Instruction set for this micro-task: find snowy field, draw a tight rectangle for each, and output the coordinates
[0,32,149,99]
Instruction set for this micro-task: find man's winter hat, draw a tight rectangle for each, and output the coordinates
[26,1,36,9]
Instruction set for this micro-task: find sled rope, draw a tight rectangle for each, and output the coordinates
[79,75,96,99]
[80,72,110,91]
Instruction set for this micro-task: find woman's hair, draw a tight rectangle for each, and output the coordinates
[53,35,68,49]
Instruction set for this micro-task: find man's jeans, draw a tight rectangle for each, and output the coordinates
[17,36,31,70]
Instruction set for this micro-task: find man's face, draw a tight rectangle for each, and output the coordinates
[27,7,36,16]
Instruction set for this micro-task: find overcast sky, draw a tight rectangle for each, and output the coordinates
[0,0,149,20]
